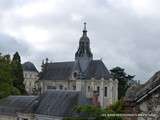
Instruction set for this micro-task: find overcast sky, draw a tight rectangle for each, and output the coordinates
[1,0,160,82]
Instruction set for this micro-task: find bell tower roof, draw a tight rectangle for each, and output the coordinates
[83,22,87,32]
[75,22,93,59]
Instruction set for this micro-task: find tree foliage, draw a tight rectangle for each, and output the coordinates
[64,100,124,120]
[0,52,25,99]
[110,67,135,99]
[11,52,26,94]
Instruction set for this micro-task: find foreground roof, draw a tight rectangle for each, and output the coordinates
[125,71,160,103]
[39,60,111,80]
[0,91,92,117]
[36,90,91,117]
[0,96,38,116]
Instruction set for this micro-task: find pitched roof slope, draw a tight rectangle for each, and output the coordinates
[23,61,38,72]
[0,91,92,117]
[125,71,160,103]
[85,60,110,80]
[40,60,110,80]
[35,90,91,117]
[0,96,38,115]
[39,61,74,80]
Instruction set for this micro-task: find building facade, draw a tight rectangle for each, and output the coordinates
[39,23,118,107]
[22,62,39,95]
[124,71,160,120]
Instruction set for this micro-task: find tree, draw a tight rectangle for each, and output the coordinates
[110,67,135,99]
[0,53,20,99]
[63,100,124,120]
[11,52,26,94]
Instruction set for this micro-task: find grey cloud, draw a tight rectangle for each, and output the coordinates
[0,33,30,57]
[1,0,160,82]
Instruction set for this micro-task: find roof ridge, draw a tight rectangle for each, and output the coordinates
[47,61,74,64]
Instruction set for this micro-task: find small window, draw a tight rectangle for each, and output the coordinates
[73,72,77,78]
[47,86,56,90]
[59,85,63,90]
[104,87,107,97]
[97,86,100,93]
[73,86,76,90]
[18,118,28,120]
[88,86,91,92]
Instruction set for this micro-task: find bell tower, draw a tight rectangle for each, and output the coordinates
[75,22,93,73]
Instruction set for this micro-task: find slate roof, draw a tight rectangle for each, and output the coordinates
[35,90,91,117]
[125,71,160,103]
[0,96,38,116]
[22,61,38,72]
[39,60,111,80]
[0,91,92,117]
[85,60,110,80]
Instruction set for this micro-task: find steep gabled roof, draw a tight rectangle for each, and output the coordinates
[85,60,111,80]
[39,61,74,80]
[39,60,111,80]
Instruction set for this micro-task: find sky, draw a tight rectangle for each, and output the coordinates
[0,0,160,82]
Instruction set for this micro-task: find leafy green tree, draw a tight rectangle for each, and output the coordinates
[0,53,20,99]
[110,67,135,99]
[11,52,26,94]
[64,101,124,120]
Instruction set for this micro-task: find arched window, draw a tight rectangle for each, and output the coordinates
[104,87,107,97]
[73,72,77,78]
[73,86,76,90]
[97,86,100,94]
[88,86,91,92]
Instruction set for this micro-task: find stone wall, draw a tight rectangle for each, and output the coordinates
[137,89,160,120]
[23,71,39,95]
[40,78,118,108]
[124,89,160,120]
[0,115,17,120]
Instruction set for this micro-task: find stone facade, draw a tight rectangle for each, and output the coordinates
[23,71,39,95]
[124,71,160,120]
[40,78,118,107]
[22,62,39,95]
[137,89,160,120]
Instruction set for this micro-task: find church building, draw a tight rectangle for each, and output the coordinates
[39,23,118,107]
[0,23,118,120]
